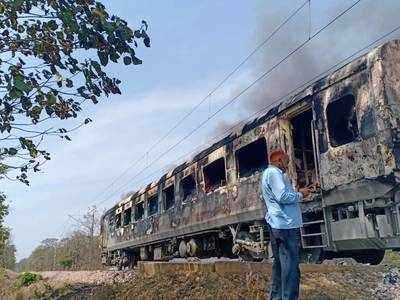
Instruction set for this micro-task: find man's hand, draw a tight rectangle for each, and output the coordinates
[299,187,312,199]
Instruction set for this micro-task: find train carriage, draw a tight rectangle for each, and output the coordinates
[100,40,400,267]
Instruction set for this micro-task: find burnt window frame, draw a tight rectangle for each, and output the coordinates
[115,212,122,228]
[123,207,132,226]
[180,172,197,202]
[202,156,228,193]
[163,184,175,211]
[134,201,145,221]
[147,193,159,216]
[234,137,268,178]
[325,93,360,148]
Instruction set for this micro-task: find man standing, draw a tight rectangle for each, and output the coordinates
[261,149,312,300]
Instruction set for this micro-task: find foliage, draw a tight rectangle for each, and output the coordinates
[17,271,42,286]
[17,231,103,271]
[0,192,15,271]
[0,0,150,184]
[58,258,72,268]
[17,207,102,271]
[0,234,16,270]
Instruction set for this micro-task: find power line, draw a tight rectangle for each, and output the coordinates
[94,0,364,204]
[89,0,310,205]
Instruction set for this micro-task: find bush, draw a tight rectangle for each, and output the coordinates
[17,272,42,286]
[59,259,73,269]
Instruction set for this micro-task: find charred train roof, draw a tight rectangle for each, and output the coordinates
[104,39,399,215]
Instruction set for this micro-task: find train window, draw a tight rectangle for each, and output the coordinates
[236,138,268,178]
[134,202,144,221]
[181,174,196,201]
[327,94,359,147]
[123,208,131,226]
[148,194,158,216]
[163,185,175,210]
[203,157,227,192]
[115,213,121,228]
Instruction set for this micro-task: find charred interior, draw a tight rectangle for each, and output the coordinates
[163,185,175,210]
[134,202,144,221]
[203,158,226,192]
[327,94,359,147]
[148,195,158,216]
[291,109,316,188]
[115,213,121,228]
[181,174,196,201]
[236,138,268,178]
[123,207,131,226]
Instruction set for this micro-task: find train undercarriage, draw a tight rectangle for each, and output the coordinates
[103,193,399,269]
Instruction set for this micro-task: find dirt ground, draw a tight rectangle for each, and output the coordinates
[1,254,400,300]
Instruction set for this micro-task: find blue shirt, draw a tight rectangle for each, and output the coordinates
[261,165,303,229]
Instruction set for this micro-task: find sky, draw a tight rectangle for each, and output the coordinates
[3,0,400,260]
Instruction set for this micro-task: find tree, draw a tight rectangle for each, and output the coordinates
[0,192,16,270]
[0,0,150,184]
[17,207,103,271]
[0,192,10,258]
[0,232,16,270]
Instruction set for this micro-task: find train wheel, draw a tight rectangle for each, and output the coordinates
[235,232,256,262]
[187,238,201,257]
[179,240,188,258]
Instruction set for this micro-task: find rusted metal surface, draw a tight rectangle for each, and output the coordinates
[101,40,400,259]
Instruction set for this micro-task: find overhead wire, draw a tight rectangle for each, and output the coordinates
[88,0,311,205]
[99,23,400,206]
[94,0,364,205]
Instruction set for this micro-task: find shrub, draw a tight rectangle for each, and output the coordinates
[17,272,42,286]
[59,259,73,269]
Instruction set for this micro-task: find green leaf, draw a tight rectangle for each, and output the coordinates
[46,93,57,105]
[131,56,142,65]
[14,74,32,93]
[48,20,58,31]
[9,87,23,99]
[123,56,131,65]
[109,49,119,63]
[13,0,24,7]
[97,51,108,66]
[45,106,54,116]
[31,106,42,119]
[91,61,102,74]
[21,97,32,110]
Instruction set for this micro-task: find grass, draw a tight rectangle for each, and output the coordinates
[383,250,400,268]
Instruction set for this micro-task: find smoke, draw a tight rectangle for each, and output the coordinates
[238,0,400,114]
[213,120,236,137]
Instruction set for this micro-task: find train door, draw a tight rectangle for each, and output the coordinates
[279,104,319,190]
[289,108,319,189]
[280,105,327,261]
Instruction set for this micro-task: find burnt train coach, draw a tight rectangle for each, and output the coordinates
[100,40,400,267]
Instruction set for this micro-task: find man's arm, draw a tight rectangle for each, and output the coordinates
[265,169,303,204]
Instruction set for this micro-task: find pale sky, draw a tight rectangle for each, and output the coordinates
[3,0,400,260]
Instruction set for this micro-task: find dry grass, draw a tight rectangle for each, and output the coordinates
[3,258,399,300]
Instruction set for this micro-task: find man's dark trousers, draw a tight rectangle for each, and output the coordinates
[268,227,300,300]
